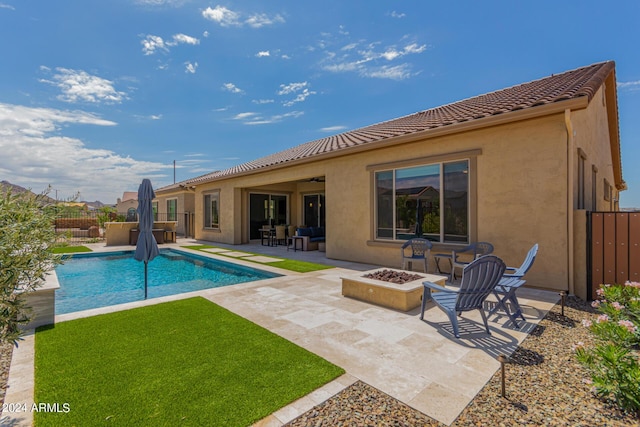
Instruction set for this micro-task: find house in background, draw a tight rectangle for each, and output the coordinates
[115,191,138,221]
[154,179,197,237]
[171,61,625,300]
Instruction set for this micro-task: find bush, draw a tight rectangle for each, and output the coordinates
[575,282,640,413]
[0,190,62,345]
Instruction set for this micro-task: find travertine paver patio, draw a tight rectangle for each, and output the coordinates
[2,241,559,426]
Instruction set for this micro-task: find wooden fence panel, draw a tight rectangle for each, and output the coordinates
[602,213,616,286]
[615,213,629,285]
[589,211,640,300]
[590,213,604,295]
[629,212,640,283]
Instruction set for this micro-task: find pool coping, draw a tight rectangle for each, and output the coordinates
[3,245,339,427]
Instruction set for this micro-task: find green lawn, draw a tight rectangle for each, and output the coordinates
[50,245,93,254]
[35,297,344,426]
[182,244,334,273]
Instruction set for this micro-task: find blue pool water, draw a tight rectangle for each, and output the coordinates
[54,249,281,314]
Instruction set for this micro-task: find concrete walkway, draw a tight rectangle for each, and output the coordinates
[2,240,559,426]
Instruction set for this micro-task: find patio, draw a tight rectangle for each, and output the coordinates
[3,239,559,426]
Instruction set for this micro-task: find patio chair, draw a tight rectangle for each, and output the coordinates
[401,238,432,273]
[489,244,539,327]
[275,225,287,246]
[420,255,506,338]
[449,241,494,282]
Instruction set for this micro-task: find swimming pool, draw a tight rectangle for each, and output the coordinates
[54,249,281,314]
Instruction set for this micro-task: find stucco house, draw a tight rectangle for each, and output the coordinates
[160,61,625,299]
[115,191,139,221]
[154,179,197,237]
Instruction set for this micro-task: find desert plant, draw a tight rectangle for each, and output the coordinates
[0,190,62,345]
[575,281,640,413]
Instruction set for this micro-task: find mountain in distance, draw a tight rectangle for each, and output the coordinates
[0,180,107,207]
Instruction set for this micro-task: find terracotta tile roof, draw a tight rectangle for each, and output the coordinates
[189,61,615,184]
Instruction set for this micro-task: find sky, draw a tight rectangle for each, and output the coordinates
[0,1,639,206]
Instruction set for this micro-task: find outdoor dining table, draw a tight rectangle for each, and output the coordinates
[260,228,276,246]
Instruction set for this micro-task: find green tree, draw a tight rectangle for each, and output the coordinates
[97,205,119,228]
[0,190,62,345]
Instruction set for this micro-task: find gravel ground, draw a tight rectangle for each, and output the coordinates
[1,297,637,425]
[286,297,639,426]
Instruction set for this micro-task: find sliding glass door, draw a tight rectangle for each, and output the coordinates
[303,194,325,228]
[249,193,288,239]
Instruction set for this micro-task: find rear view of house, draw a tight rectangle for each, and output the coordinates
[155,61,625,299]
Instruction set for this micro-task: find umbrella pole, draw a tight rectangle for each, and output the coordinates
[144,261,148,300]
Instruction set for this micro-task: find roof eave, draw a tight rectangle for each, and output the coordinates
[604,69,625,190]
[193,96,589,186]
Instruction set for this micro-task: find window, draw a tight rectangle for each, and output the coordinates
[375,159,469,243]
[591,165,598,211]
[577,150,586,209]
[204,192,220,229]
[152,201,158,221]
[604,179,611,201]
[166,199,177,221]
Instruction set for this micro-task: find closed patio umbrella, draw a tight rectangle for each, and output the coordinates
[134,178,159,299]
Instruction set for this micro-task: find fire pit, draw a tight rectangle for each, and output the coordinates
[341,268,447,311]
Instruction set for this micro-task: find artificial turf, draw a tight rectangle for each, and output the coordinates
[35,297,344,426]
[181,244,334,273]
[50,245,93,254]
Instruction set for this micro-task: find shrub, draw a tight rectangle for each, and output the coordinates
[0,190,62,345]
[575,281,640,413]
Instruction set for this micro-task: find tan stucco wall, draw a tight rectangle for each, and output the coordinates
[154,190,195,235]
[193,97,620,294]
[570,86,619,212]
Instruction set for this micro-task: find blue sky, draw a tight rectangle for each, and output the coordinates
[1,1,639,206]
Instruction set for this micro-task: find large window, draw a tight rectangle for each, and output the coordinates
[204,192,220,229]
[166,199,177,221]
[375,160,469,243]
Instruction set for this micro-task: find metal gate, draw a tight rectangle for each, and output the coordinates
[587,211,640,300]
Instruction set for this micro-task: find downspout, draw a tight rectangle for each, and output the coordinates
[564,109,575,296]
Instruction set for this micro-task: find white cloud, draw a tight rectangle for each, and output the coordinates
[150,114,162,120]
[390,11,405,18]
[252,99,274,104]
[170,33,200,46]
[141,35,168,55]
[0,3,15,10]
[222,82,244,94]
[245,13,285,28]
[244,111,303,125]
[232,112,258,120]
[142,33,199,55]
[320,125,347,133]
[256,51,270,57]
[202,6,240,27]
[277,82,308,95]
[185,61,198,73]
[203,30,209,37]
[283,88,315,107]
[202,6,284,28]
[618,80,640,91]
[363,64,413,80]
[277,82,316,106]
[0,102,169,202]
[40,68,128,104]
[319,28,427,80]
